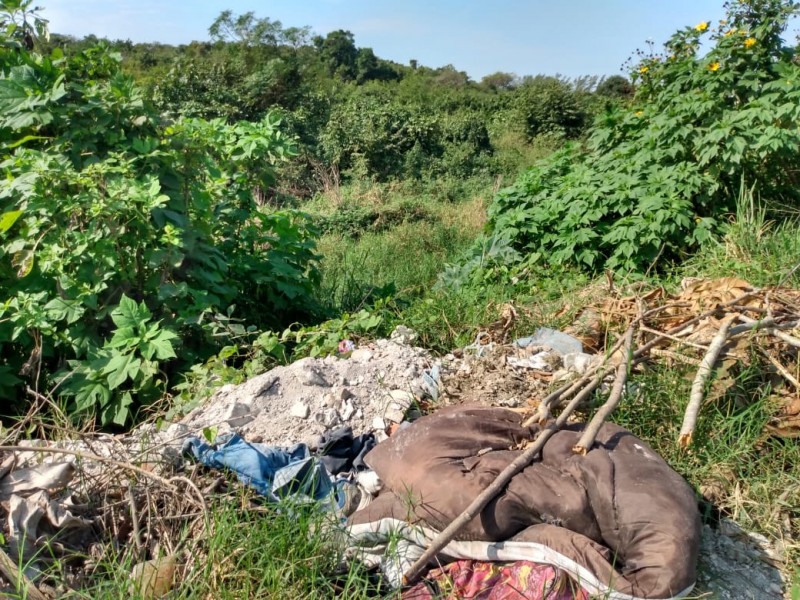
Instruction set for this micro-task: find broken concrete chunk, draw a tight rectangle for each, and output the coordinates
[298,365,330,387]
[254,375,278,396]
[340,398,355,421]
[390,325,418,345]
[563,352,600,375]
[223,403,253,428]
[350,349,374,363]
[314,408,340,428]
[289,402,310,419]
[388,389,415,407]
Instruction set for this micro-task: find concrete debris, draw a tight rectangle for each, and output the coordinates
[179,337,434,447]
[290,402,310,419]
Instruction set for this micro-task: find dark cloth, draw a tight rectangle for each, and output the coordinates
[315,426,376,475]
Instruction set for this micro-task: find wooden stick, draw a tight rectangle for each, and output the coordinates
[403,373,603,585]
[0,546,48,600]
[527,331,628,425]
[572,327,634,455]
[650,348,702,367]
[679,314,737,448]
[634,288,759,359]
[761,351,800,389]
[738,314,800,349]
[638,325,709,351]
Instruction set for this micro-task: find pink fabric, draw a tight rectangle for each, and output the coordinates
[404,560,591,600]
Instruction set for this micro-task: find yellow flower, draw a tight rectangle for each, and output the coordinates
[695,21,709,32]
[635,111,644,117]
[724,28,737,37]
[639,66,649,74]
[744,37,756,49]
[708,62,721,72]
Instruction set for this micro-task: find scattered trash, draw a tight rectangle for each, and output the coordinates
[514,327,583,356]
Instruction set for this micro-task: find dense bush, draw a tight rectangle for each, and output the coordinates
[481,0,800,273]
[0,5,318,424]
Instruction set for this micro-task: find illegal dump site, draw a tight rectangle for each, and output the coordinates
[1,277,798,599]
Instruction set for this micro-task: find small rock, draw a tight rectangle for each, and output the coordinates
[388,389,415,408]
[339,387,355,401]
[374,430,389,443]
[340,399,355,421]
[563,352,598,375]
[290,402,310,419]
[350,349,374,363]
[390,325,418,345]
[383,402,407,424]
[315,408,340,428]
[372,416,387,431]
[355,408,363,419]
[298,366,330,387]
[254,376,278,396]
[323,393,337,407]
[225,403,253,428]
[165,422,189,439]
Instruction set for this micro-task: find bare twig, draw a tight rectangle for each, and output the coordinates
[403,373,603,585]
[638,325,709,351]
[128,486,144,553]
[0,546,48,600]
[650,348,703,367]
[573,327,634,455]
[527,331,628,425]
[761,350,800,389]
[679,314,737,448]
[634,288,760,359]
[738,314,800,349]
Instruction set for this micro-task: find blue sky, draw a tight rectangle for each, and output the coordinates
[40,1,746,80]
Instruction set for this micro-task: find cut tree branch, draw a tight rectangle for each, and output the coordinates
[679,314,737,448]
[573,327,634,455]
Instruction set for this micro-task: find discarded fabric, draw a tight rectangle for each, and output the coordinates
[183,434,334,503]
[315,426,375,475]
[404,560,589,600]
[347,406,700,599]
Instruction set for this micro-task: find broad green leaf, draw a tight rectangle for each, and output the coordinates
[12,250,33,277]
[148,328,178,360]
[102,353,141,390]
[110,294,151,330]
[0,210,23,233]
[44,297,84,324]
[112,392,134,426]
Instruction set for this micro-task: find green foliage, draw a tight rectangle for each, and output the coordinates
[482,0,800,274]
[0,21,318,425]
[318,88,494,182]
[513,76,587,140]
[60,295,177,426]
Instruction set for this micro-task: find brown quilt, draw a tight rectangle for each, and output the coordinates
[348,406,700,599]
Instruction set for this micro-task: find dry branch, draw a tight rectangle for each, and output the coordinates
[573,327,634,455]
[679,314,737,448]
[0,546,48,600]
[738,314,800,348]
